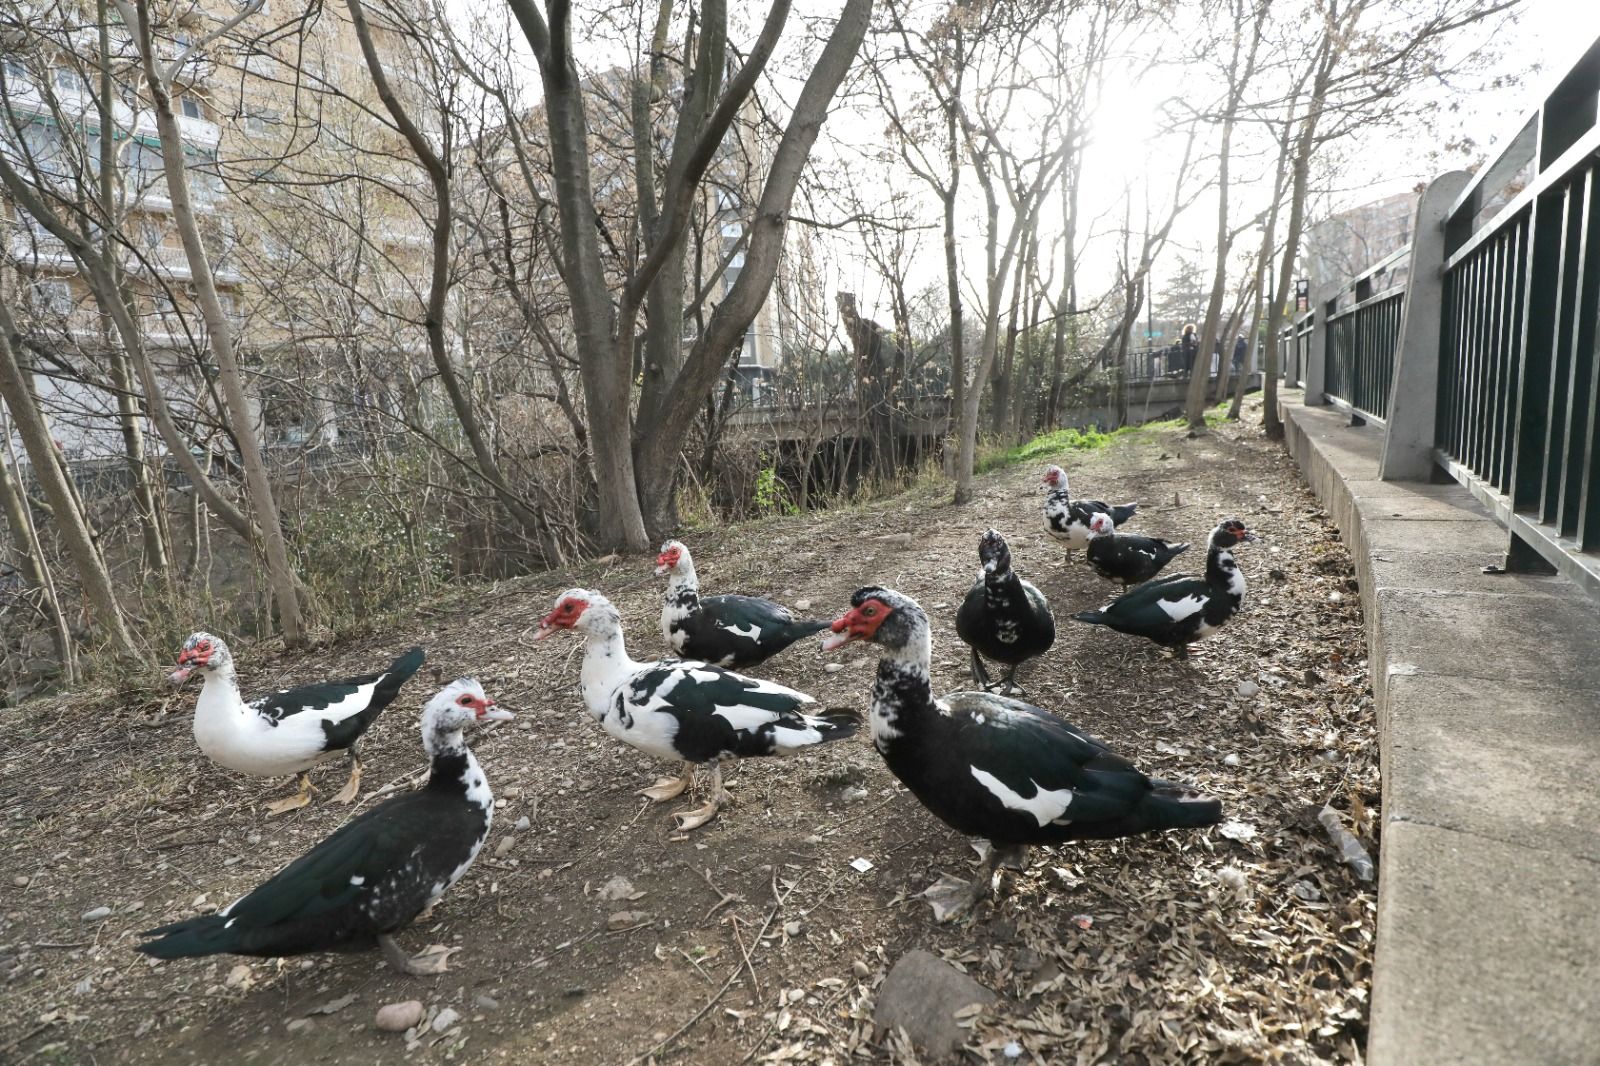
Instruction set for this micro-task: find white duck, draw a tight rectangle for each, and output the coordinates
[170,632,425,814]
[534,589,858,830]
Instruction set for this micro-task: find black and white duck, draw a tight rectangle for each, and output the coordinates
[1041,464,1137,556]
[823,587,1221,921]
[536,588,858,831]
[136,679,511,975]
[1072,518,1258,657]
[953,529,1055,695]
[170,633,425,814]
[1084,512,1190,586]
[654,540,830,668]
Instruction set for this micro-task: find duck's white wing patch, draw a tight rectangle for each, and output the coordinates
[716,621,762,643]
[713,703,780,733]
[970,767,1073,827]
[770,722,824,750]
[1156,594,1207,622]
[302,681,381,724]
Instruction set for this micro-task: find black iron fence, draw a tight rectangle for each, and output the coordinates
[1436,46,1599,565]
[1280,35,1600,593]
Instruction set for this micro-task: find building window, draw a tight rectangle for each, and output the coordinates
[184,145,222,204]
[179,94,202,119]
[53,67,84,94]
[30,280,74,316]
[245,107,279,134]
[2,58,27,87]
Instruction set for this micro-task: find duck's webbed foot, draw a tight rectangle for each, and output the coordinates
[265,772,315,816]
[918,842,1013,922]
[672,761,729,832]
[378,934,457,976]
[640,761,693,802]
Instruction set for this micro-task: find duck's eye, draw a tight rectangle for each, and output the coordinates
[862,606,876,617]
[457,695,471,706]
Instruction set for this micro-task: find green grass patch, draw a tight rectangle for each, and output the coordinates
[980,402,1235,473]
[977,424,1135,472]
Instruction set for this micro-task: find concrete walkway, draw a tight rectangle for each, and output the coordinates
[1279,395,1600,1066]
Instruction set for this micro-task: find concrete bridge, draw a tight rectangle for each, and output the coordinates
[1276,37,1600,1064]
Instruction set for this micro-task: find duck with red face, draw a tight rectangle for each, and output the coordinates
[653,539,830,668]
[1041,464,1138,557]
[137,679,511,975]
[537,588,858,831]
[825,586,1221,922]
[1083,511,1191,587]
[171,631,425,814]
[1072,518,1259,658]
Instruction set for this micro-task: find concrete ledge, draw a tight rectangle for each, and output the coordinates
[1278,394,1600,1066]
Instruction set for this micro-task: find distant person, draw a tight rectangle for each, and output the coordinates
[1232,335,1248,374]
[1178,324,1198,377]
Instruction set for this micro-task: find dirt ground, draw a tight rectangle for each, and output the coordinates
[0,399,1377,1066]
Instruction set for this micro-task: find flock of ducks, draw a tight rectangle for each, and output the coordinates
[134,465,1260,975]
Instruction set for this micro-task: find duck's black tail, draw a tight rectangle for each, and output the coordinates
[782,619,833,642]
[1159,542,1191,565]
[1072,610,1108,626]
[1141,780,1223,830]
[136,914,238,960]
[805,708,861,743]
[1111,503,1138,526]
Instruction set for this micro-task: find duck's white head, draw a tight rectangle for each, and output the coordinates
[1088,512,1114,538]
[169,631,233,685]
[421,678,512,751]
[654,540,692,578]
[534,588,622,642]
[1041,465,1068,492]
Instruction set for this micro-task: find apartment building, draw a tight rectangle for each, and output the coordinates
[0,0,428,460]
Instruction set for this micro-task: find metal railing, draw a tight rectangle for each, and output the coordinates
[1434,37,1600,579]
[1283,35,1600,593]
[1281,312,1313,388]
[1324,247,1410,422]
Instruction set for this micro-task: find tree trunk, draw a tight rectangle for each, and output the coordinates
[0,424,74,679]
[126,0,305,641]
[0,313,137,659]
[630,0,871,535]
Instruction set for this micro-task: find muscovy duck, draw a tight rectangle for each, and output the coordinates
[953,529,1055,694]
[1072,518,1258,657]
[823,587,1221,921]
[170,634,425,814]
[536,588,858,831]
[1084,512,1190,586]
[1041,464,1137,555]
[136,679,511,975]
[654,540,829,668]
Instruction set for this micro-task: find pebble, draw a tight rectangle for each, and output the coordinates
[596,876,637,902]
[431,1007,461,1033]
[1236,680,1260,698]
[1004,1042,1025,1059]
[794,599,811,610]
[515,816,531,832]
[286,1018,314,1034]
[474,993,500,1011]
[607,910,648,930]
[841,786,869,803]
[225,964,252,988]
[12,876,27,888]
[80,907,111,922]
[851,960,871,979]
[1223,753,1241,768]
[375,1000,425,1032]
[494,836,516,857]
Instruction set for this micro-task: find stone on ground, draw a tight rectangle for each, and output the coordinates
[873,949,998,1061]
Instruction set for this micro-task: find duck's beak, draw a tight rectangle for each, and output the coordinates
[821,613,855,652]
[168,665,195,685]
[478,699,515,723]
